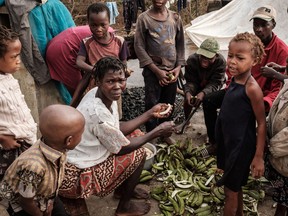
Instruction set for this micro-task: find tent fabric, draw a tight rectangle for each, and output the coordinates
[29,0,75,57]
[185,0,288,51]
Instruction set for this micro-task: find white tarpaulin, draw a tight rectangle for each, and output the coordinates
[185,0,288,51]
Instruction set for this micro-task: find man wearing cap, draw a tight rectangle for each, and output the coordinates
[202,5,288,155]
[250,5,288,111]
[179,38,226,130]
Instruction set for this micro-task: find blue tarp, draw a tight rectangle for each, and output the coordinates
[0,0,4,6]
[28,0,75,57]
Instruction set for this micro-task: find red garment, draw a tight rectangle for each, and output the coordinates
[252,33,288,110]
[226,33,288,111]
[46,26,91,91]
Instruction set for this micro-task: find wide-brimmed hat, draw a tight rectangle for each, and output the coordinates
[250,5,276,22]
[196,38,219,59]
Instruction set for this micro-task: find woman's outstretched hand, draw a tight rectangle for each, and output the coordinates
[156,121,175,137]
[152,103,173,118]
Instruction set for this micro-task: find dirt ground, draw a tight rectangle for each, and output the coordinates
[84,107,277,216]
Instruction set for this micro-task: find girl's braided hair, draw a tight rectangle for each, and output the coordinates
[0,25,20,58]
[230,32,265,64]
[92,56,127,81]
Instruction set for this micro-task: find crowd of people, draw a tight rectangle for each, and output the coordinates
[0,1,287,216]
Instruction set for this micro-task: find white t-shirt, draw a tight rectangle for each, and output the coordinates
[67,87,130,169]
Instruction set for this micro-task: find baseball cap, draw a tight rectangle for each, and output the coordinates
[250,5,277,21]
[196,38,219,59]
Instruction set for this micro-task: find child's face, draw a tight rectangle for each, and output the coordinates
[88,11,110,39]
[227,41,258,77]
[98,69,126,102]
[152,0,168,9]
[0,39,21,74]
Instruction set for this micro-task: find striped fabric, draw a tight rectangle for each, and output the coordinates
[0,73,37,144]
[0,140,66,213]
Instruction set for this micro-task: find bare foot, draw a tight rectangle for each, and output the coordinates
[114,187,149,199]
[115,200,151,216]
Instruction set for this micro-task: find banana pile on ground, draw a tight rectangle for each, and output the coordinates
[139,141,269,216]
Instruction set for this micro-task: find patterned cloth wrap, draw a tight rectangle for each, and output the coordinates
[59,129,145,198]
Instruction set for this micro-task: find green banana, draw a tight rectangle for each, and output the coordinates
[187,192,195,205]
[140,170,151,178]
[190,157,198,167]
[194,205,211,214]
[203,196,213,203]
[191,191,199,207]
[184,159,194,168]
[196,209,212,216]
[195,191,204,206]
[197,180,210,191]
[156,149,164,162]
[151,186,165,195]
[259,189,265,200]
[178,190,190,197]
[139,175,153,183]
[204,157,216,167]
[159,204,174,212]
[168,196,179,214]
[151,193,162,201]
[152,163,164,171]
[176,194,185,215]
[247,190,260,200]
[218,186,224,195]
[175,149,185,160]
[161,210,172,216]
[181,169,189,181]
[212,195,222,204]
[213,187,225,201]
[168,160,175,170]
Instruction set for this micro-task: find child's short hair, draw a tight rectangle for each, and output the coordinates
[92,56,126,81]
[229,32,265,64]
[0,25,20,58]
[87,2,110,21]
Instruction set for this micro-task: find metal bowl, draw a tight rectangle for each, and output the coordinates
[143,143,157,170]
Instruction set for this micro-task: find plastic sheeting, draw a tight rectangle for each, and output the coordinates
[185,0,288,51]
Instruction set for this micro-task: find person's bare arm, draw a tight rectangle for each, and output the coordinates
[76,55,93,73]
[0,134,20,150]
[247,82,266,178]
[70,72,92,108]
[18,195,44,216]
[260,66,288,83]
[120,103,172,135]
[117,121,174,155]
[266,62,286,72]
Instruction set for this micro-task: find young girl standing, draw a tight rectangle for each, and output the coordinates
[215,32,266,215]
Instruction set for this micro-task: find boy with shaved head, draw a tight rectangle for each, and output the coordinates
[0,105,85,216]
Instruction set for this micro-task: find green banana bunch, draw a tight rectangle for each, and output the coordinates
[148,142,268,215]
[139,170,153,183]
